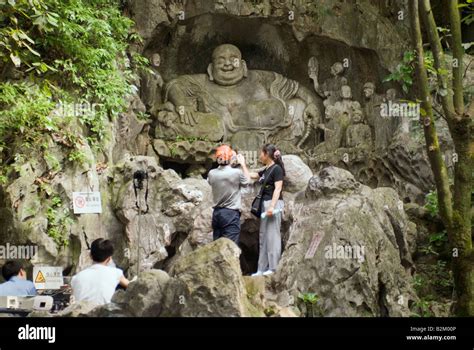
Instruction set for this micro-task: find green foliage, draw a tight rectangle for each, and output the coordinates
[297,292,322,317]
[418,230,450,263]
[428,230,448,248]
[459,0,474,26]
[424,190,439,217]
[411,298,435,317]
[413,260,453,297]
[384,51,416,94]
[46,195,72,248]
[0,81,56,154]
[136,111,151,121]
[433,260,454,288]
[0,0,144,249]
[298,292,319,304]
[384,50,448,95]
[0,0,144,171]
[67,149,88,165]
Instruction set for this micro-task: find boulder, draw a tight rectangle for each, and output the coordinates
[161,238,261,317]
[111,269,171,317]
[282,155,313,193]
[111,155,212,272]
[55,301,100,317]
[274,166,417,317]
[87,239,264,317]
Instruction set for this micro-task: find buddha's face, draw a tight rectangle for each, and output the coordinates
[210,45,246,86]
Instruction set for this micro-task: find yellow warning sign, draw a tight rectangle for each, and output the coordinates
[35,270,46,283]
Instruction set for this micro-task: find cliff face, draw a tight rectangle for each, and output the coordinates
[0,0,455,317]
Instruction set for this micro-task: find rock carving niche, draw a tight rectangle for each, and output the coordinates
[157,43,320,157]
[142,14,400,171]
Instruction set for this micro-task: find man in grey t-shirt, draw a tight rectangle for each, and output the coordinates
[208,145,250,244]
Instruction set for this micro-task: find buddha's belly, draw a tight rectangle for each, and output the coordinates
[229,99,286,129]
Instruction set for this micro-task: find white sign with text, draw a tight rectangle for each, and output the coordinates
[33,266,64,290]
[72,192,102,214]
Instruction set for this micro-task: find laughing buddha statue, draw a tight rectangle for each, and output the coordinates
[155,44,321,152]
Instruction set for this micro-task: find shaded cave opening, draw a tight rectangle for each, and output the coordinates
[160,159,192,178]
[154,231,188,272]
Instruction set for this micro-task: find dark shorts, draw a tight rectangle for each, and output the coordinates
[212,208,241,244]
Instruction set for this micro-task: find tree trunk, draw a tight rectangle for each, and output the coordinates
[409,0,453,229]
[451,117,474,316]
[445,0,473,316]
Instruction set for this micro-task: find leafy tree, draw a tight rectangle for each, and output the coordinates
[409,0,473,315]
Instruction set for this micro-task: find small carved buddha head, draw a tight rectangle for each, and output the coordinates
[363,82,375,98]
[330,62,344,77]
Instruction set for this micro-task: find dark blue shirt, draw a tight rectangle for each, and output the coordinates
[0,276,37,296]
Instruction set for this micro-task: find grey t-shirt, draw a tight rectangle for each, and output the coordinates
[208,165,249,211]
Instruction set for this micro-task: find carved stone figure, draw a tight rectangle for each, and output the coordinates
[113,94,148,162]
[362,82,381,129]
[135,123,151,156]
[308,56,321,96]
[345,109,373,149]
[323,62,348,104]
[155,44,321,152]
[333,85,362,117]
[375,88,400,150]
[309,59,348,106]
[141,53,164,110]
[314,85,358,152]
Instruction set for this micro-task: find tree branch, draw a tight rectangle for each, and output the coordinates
[445,0,465,116]
[419,0,455,122]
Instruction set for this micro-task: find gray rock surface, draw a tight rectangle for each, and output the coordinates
[274,166,417,316]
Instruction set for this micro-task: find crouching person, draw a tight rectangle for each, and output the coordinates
[71,238,129,305]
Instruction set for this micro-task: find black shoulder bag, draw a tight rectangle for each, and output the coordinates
[251,165,276,218]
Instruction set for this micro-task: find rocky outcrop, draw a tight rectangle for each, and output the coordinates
[273,166,417,316]
[171,155,310,274]
[0,151,213,277]
[128,0,409,72]
[55,301,100,317]
[281,155,313,193]
[161,238,261,317]
[304,118,451,204]
[111,155,213,273]
[89,239,264,317]
[111,269,170,317]
[0,118,122,273]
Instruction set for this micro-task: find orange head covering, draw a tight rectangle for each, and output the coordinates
[215,145,234,163]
